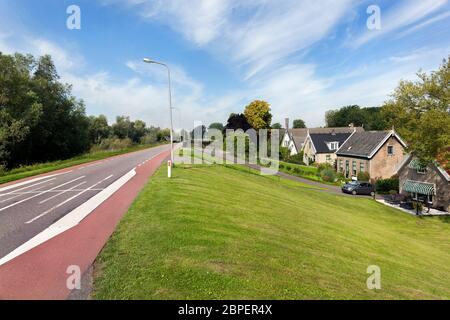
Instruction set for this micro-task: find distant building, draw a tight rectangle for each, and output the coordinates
[281,123,363,157]
[336,130,407,180]
[303,129,358,165]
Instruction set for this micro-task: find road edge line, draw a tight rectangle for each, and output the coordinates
[0,168,136,266]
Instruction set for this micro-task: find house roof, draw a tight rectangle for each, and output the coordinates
[395,154,450,182]
[287,127,363,151]
[336,131,407,159]
[309,132,353,154]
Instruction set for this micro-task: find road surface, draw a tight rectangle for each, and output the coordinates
[0,144,170,262]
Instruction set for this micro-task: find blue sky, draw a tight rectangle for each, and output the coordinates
[1,0,449,129]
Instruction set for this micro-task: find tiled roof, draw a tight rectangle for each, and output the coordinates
[309,132,353,154]
[337,131,391,158]
[287,127,363,150]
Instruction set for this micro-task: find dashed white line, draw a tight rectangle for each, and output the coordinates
[0,178,56,198]
[26,175,113,223]
[0,176,86,213]
[39,181,87,205]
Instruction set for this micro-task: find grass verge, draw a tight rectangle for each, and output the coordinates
[0,143,166,185]
[93,164,450,299]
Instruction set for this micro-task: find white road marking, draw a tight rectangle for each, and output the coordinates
[0,176,85,213]
[0,171,72,193]
[39,181,87,205]
[0,183,55,203]
[0,178,56,198]
[26,175,113,223]
[0,168,136,266]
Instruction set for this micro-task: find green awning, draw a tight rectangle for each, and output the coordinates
[403,180,435,195]
[408,159,426,170]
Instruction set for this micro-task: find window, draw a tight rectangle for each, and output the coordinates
[417,167,427,174]
[329,142,339,150]
[339,159,343,171]
[345,160,350,178]
[352,161,357,176]
[387,145,394,155]
[360,162,365,172]
[326,155,331,163]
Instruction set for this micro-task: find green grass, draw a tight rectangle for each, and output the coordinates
[0,143,166,185]
[93,165,450,300]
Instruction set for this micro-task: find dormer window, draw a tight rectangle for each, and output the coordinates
[329,142,339,150]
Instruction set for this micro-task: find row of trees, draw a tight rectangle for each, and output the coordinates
[0,52,169,169]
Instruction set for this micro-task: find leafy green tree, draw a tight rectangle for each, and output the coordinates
[271,123,282,129]
[209,122,224,132]
[224,113,251,131]
[243,100,272,130]
[293,119,306,128]
[131,119,147,143]
[382,56,450,164]
[325,105,385,130]
[112,116,133,139]
[88,115,111,144]
[0,53,90,168]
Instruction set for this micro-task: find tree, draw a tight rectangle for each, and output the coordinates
[88,115,111,144]
[325,105,385,130]
[131,119,147,143]
[0,53,90,168]
[271,123,282,129]
[293,119,306,128]
[112,116,133,139]
[243,100,272,130]
[381,56,450,164]
[224,113,251,131]
[209,122,224,132]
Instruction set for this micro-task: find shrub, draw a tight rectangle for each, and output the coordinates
[375,178,399,193]
[357,171,371,182]
[285,165,292,171]
[91,137,133,152]
[287,152,305,165]
[320,168,336,182]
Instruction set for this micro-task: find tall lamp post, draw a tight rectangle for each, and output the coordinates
[143,58,174,164]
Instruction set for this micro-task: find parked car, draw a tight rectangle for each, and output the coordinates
[342,181,375,196]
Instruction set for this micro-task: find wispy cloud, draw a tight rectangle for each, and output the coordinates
[351,0,448,48]
[101,0,353,79]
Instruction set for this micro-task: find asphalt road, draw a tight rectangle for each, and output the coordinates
[0,144,170,260]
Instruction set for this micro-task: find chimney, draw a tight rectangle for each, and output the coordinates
[285,118,290,130]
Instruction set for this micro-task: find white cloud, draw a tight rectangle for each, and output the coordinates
[102,0,353,78]
[351,0,448,47]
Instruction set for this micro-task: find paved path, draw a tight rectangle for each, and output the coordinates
[0,144,171,299]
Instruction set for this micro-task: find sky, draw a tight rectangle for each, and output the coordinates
[0,0,449,130]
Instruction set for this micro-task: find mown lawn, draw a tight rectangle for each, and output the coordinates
[93,165,450,300]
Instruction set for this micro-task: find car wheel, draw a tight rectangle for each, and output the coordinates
[352,190,357,196]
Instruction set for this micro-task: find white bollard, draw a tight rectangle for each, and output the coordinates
[167,160,172,178]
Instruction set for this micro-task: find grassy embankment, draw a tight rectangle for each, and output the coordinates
[93,164,450,300]
[0,143,166,185]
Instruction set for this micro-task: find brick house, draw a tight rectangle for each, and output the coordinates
[336,130,407,180]
[303,130,356,165]
[395,156,450,212]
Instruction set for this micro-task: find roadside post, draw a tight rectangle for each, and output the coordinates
[168,160,172,178]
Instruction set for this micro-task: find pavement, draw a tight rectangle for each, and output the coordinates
[0,144,171,299]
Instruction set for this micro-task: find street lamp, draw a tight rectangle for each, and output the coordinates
[143,58,174,165]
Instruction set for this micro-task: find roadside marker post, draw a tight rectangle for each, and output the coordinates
[168,160,172,178]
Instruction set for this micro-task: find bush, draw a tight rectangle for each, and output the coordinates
[287,153,304,165]
[376,177,399,194]
[357,171,371,182]
[285,165,292,171]
[91,137,133,152]
[320,168,336,182]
